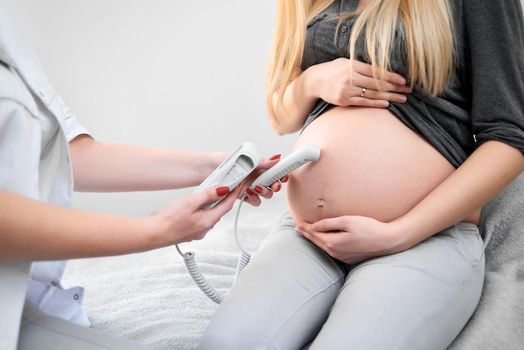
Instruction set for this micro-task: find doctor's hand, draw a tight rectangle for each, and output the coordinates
[242,154,288,207]
[149,185,241,245]
[296,215,406,264]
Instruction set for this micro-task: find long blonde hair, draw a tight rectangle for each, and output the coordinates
[266,0,455,116]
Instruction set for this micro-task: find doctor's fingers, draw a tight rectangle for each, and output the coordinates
[204,186,241,221]
[257,154,282,170]
[191,185,234,210]
[243,190,262,207]
[253,184,274,199]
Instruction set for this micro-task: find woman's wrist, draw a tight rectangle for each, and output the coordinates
[302,65,322,100]
[387,213,426,252]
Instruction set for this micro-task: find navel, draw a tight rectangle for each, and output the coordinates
[316,198,327,210]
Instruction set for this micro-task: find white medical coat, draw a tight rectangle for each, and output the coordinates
[1,3,91,349]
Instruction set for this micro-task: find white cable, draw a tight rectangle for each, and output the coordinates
[233,197,248,255]
[175,191,251,304]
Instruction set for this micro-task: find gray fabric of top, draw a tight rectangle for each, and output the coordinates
[301,0,524,168]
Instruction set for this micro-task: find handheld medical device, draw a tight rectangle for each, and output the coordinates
[193,142,260,209]
[251,144,321,188]
[176,143,321,304]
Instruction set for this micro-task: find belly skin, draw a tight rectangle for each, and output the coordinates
[286,106,456,224]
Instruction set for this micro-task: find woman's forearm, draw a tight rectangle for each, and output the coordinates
[69,135,225,192]
[0,191,162,261]
[269,67,319,135]
[394,140,524,249]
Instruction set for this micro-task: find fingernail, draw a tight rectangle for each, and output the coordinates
[216,186,230,196]
[269,154,281,160]
[275,183,281,191]
[254,186,264,194]
[281,175,289,183]
[400,96,407,103]
[246,188,255,195]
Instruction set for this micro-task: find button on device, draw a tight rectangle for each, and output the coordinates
[341,25,348,33]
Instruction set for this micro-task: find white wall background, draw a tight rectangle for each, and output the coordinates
[4,0,295,216]
[5,0,524,217]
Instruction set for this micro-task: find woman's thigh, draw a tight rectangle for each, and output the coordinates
[198,213,346,350]
[309,222,485,350]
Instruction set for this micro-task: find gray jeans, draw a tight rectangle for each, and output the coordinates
[199,213,485,350]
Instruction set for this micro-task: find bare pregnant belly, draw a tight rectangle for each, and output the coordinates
[287,107,481,225]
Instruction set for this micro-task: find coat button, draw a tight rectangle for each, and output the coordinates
[51,281,58,287]
[38,91,45,98]
[341,25,348,33]
[73,294,80,300]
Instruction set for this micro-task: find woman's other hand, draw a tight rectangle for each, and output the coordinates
[149,185,242,245]
[308,58,411,108]
[296,215,407,264]
[242,154,288,207]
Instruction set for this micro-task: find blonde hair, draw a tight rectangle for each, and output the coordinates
[266,0,455,116]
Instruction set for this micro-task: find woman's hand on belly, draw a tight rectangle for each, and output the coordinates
[309,58,411,108]
[296,215,406,264]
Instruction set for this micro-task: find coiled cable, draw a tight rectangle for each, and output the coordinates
[175,192,251,304]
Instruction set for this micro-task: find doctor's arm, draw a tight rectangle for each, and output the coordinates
[69,134,225,192]
[68,135,282,202]
[0,185,239,261]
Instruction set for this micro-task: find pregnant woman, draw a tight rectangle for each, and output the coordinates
[200,1,524,349]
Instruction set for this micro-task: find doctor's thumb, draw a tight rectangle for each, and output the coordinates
[193,186,231,207]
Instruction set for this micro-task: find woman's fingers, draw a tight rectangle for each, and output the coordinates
[353,60,407,85]
[297,226,328,250]
[347,97,390,108]
[354,74,411,94]
[352,86,408,104]
[311,217,347,232]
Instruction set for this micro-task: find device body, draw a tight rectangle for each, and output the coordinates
[194,142,260,208]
